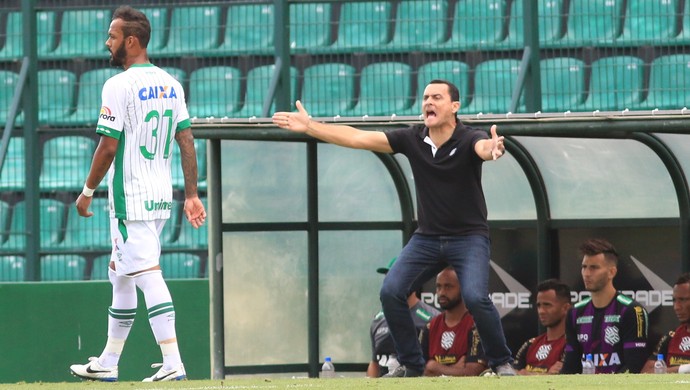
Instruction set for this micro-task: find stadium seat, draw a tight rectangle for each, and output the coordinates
[171,138,207,191]
[347,62,412,116]
[90,254,112,280]
[539,57,586,112]
[463,59,523,114]
[187,66,242,118]
[301,63,356,117]
[674,1,690,44]
[400,60,470,116]
[643,54,690,110]
[40,136,96,191]
[141,7,168,54]
[0,11,56,60]
[57,68,122,126]
[236,64,298,118]
[499,0,563,49]
[161,67,187,85]
[615,0,679,46]
[0,70,19,126]
[47,9,111,59]
[0,256,25,282]
[159,252,201,279]
[166,198,208,249]
[215,3,275,55]
[559,0,624,47]
[441,0,506,50]
[0,137,24,191]
[155,6,222,56]
[3,199,65,251]
[386,0,449,51]
[289,2,332,51]
[37,69,76,125]
[328,1,392,52]
[160,198,183,247]
[60,196,111,250]
[582,56,645,111]
[41,254,86,281]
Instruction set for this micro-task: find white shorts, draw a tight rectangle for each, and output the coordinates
[109,218,166,276]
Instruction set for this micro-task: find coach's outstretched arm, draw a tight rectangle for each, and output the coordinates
[273,101,393,154]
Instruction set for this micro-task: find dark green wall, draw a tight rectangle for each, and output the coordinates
[0,279,209,383]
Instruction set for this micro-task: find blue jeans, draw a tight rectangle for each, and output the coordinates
[380,233,513,371]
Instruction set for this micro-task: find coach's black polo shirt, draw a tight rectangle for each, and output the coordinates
[385,122,489,236]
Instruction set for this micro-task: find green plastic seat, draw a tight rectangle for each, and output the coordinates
[156,6,222,56]
[0,11,56,60]
[90,254,112,280]
[582,56,645,111]
[464,59,523,114]
[386,0,449,51]
[643,54,690,110]
[401,61,470,116]
[171,139,207,191]
[37,69,76,125]
[559,0,624,47]
[60,196,111,250]
[499,0,563,49]
[301,63,356,117]
[615,0,679,46]
[140,7,168,54]
[215,3,274,55]
[40,136,96,191]
[0,137,24,191]
[236,64,298,118]
[160,199,183,248]
[289,3,332,51]
[160,67,186,85]
[56,68,121,126]
[441,0,506,50]
[0,256,25,282]
[41,254,86,281]
[47,9,110,59]
[4,199,65,251]
[329,1,392,52]
[160,252,201,279]
[674,2,690,44]
[0,70,19,126]
[188,66,242,118]
[539,57,586,112]
[347,62,412,116]
[165,198,207,250]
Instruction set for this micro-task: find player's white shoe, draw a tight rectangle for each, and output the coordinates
[142,363,187,382]
[70,357,118,382]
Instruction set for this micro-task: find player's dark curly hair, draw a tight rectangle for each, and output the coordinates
[537,279,572,303]
[579,238,618,265]
[112,6,151,48]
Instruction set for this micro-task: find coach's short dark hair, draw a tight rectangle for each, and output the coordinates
[580,238,618,265]
[537,279,571,303]
[112,6,151,48]
[428,79,460,103]
[676,273,690,286]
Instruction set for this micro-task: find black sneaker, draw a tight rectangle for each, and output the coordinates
[382,365,423,378]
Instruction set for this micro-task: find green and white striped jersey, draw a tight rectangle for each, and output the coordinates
[96,63,191,221]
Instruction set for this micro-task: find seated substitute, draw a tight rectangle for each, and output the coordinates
[561,239,649,374]
[424,266,487,376]
[367,258,441,377]
[641,273,690,373]
[514,279,571,375]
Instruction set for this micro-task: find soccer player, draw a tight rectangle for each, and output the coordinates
[273,80,514,377]
[513,279,571,375]
[367,258,440,377]
[424,267,487,377]
[641,273,690,373]
[69,6,206,382]
[561,239,649,374]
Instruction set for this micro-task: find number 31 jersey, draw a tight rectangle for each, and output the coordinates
[96,63,191,221]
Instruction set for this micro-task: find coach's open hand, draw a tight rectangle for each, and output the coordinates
[273,100,311,132]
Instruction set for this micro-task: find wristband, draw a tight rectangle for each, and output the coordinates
[679,364,690,374]
[82,184,95,197]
